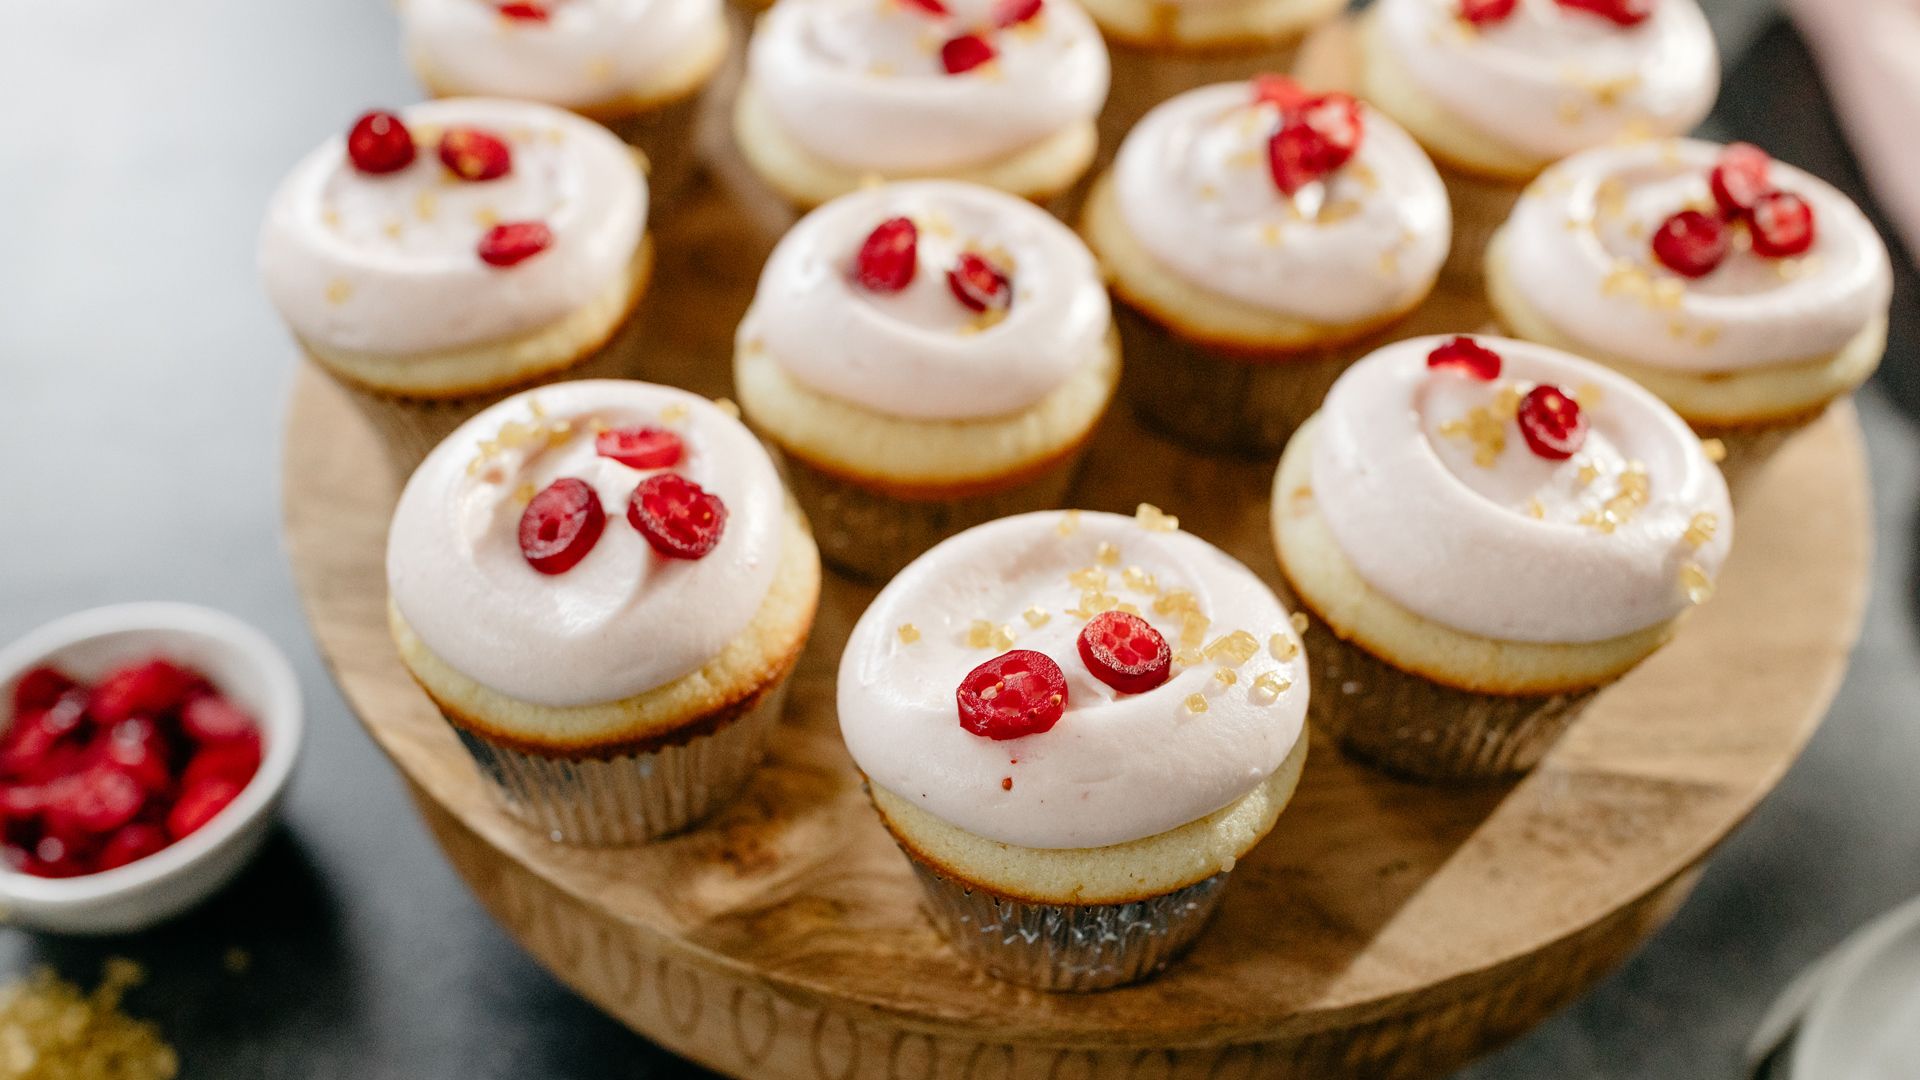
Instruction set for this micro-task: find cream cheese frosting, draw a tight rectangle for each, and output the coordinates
[1497,138,1894,371]
[1113,82,1450,324]
[1306,336,1732,644]
[746,0,1110,173]
[738,180,1111,420]
[1371,0,1718,165]
[387,380,784,707]
[400,0,725,108]
[260,98,647,357]
[839,510,1308,850]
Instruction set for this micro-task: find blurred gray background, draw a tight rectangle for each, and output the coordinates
[1,1,1916,1076]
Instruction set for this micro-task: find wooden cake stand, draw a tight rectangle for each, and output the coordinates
[281,154,1871,1077]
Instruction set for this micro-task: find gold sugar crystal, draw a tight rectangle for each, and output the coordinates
[1203,630,1261,666]
[1095,541,1120,565]
[1067,566,1108,591]
[1022,606,1050,628]
[1121,566,1158,594]
[1269,633,1299,661]
[1680,562,1715,605]
[1252,671,1293,702]
[897,623,921,645]
[1134,503,1178,532]
[1684,511,1719,549]
[1213,668,1238,687]
[1184,693,1209,715]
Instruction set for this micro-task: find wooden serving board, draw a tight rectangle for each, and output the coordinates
[281,147,1871,1077]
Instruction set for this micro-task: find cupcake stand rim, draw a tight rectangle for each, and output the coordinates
[281,344,1871,1073]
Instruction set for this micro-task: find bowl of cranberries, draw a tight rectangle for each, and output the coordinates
[0,603,302,934]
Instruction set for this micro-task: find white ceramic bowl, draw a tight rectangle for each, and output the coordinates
[0,603,303,934]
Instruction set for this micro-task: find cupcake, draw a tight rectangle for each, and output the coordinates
[1081,76,1449,455]
[387,380,820,845]
[1272,334,1731,781]
[1356,0,1719,280]
[731,0,1109,214]
[838,509,1309,990]
[398,0,729,201]
[735,180,1119,580]
[1487,139,1892,484]
[260,99,653,471]
[1086,0,1344,156]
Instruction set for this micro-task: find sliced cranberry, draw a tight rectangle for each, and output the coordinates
[182,734,262,791]
[346,110,416,175]
[900,0,949,14]
[1459,0,1519,24]
[1651,209,1730,278]
[947,252,1012,313]
[438,127,513,182]
[97,824,169,872]
[1251,73,1310,111]
[0,697,88,782]
[518,478,606,575]
[854,217,918,293]
[100,718,176,794]
[1554,0,1652,26]
[182,694,258,743]
[11,666,75,715]
[1517,384,1588,460]
[994,0,1043,26]
[1749,191,1816,258]
[1077,612,1172,695]
[1710,142,1772,220]
[28,835,89,878]
[1426,336,1503,380]
[956,650,1068,741]
[89,659,196,724]
[43,764,146,839]
[596,426,684,470]
[497,1,550,19]
[478,221,553,267]
[627,474,728,560]
[168,778,245,841]
[940,33,997,75]
[1268,93,1364,195]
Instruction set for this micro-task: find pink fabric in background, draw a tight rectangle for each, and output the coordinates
[1790,0,1920,265]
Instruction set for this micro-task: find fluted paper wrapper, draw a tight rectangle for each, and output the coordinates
[320,290,651,479]
[779,450,1085,582]
[906,860,1229,991]
[1298,616,1602,782]
[1115,302,1375,457]
[450,677,790,847]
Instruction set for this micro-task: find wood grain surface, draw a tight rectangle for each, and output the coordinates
[280,74,1874,1077]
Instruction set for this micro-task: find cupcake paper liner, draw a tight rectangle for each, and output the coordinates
[320,285,652,479]
[906,857,1229,992]
[449,677,791,847]
[778,449,1085,581]
[1114,302,1373,457]
[1298,616,1603,782]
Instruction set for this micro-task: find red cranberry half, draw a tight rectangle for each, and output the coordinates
[956,650,1068,741]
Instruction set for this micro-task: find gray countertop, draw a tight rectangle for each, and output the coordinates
[2,1,1916,1076]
